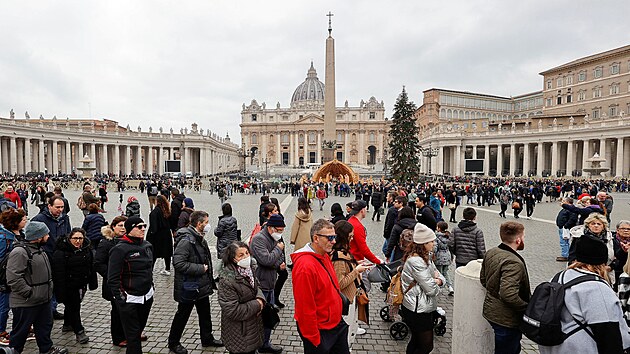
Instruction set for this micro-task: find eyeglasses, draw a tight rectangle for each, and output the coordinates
[135,224,147,229]
[316,234,337,242]
[619,228,630,232]
[70,237,84,241]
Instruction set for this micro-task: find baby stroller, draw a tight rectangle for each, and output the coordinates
[369,261,448,340]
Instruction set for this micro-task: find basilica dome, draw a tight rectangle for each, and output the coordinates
[291,62,325,104]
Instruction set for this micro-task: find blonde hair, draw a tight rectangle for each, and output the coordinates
[568,261,610,285]
[624,256,630,275]
[584,213,609,231]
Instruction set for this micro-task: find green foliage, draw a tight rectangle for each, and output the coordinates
[388,87,420,182]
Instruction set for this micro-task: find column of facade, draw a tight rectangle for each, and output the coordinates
[455,145,462,176]
[523,143,530,177]
[616,138,624,177]
[483,144,490,176]
[536,142,544,177]
[16,139,24,174]
[113,145,120,176]
[122,146,130,175]
[51,141,59,174]
[64,142,71,174]
[344,132,349,164]
[551,141,559,177]
[199,148,206,175]
[276,134,281,165]
[566,141,574,177]
[316,131,321,164]
[624,139,630,178]
[0,139,6,173]
[435,145,444,175]
[24,139,32,173]
[102,144,109,175]
[8,137,17,174]
[134,146,141,174]
[599,138,607,176]
[157,146,164,174]
[38,140,46,173]
[292,132,298,166]
[146,146,153,175]
[303,132,309,164]
[509,144,516,176]
[89,144,95,174]
[496,144,503,176]
[582,140,591,178]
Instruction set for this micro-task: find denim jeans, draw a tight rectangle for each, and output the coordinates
[262,290,275,348]
[489,321,521,354]
[0,292,9,332]
[558,228,569,258]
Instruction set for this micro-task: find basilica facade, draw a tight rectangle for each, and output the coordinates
[239,63,389,170]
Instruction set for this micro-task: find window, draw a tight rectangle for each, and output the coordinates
[482,121,488,128]
[251,114,257,122]
[251,134,258,144]
[566,75,573,85]
[594,67,603,79]
[369,112,375,120]
[546,80,552,89]
[337,132,343,142]
[308,132,316,144]
[611,63,620,75]
[269,115,274,121]
[578,71,586,82]
[557,78,563,87]
[546,97,553,107]
[352,114,357,120]
[281,133,289,144]
[557,96,562,105]
[298,134,304,143]
[336,114,343,121]
[593,86,602,98]
[592,108,600,119]
[566,94,572,103]
[610,83,620,95]
[610,105,618,117]
[578,90,586,101]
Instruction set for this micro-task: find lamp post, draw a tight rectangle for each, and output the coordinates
[238,148,250,174]
[421,142,439,175]
[262,157,269,178]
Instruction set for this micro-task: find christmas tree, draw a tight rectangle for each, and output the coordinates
[388,87,420,182]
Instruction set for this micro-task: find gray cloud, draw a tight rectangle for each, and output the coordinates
[1,1,628,143]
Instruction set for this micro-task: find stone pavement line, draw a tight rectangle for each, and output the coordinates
[279,194,294,215]
[469,205,556,225]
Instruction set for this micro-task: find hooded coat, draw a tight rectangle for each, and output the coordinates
[449,220,486,266]
[214,215,238,257]
[51,235,97,303]
[290,209,313,251]
[218,262,265,353]
[147,206,173,259]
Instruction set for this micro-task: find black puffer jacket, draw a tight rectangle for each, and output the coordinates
[173,226,215,302]
[218,262,264,354]
[214,215,238,257]
[449,220,486,266]
[386,217,417,261]
[125,200,141,218]
[81,212,107,244]
[51,236,97,303]
[177,207,194,230]
[170,194,185,231]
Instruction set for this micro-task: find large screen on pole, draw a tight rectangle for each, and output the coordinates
[165,160,181,173]
[465,159,484,173]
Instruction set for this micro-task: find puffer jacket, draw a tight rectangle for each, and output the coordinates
[214,215,238,257]
[434,231,452,266]
[401,255,444,314]
[177,207,194,230]
[94,226,120,301]
[107,235,154,301]
[125,200,141,218]
[479,243,531,328]
[385,217,417,261]
[173,226,215,302]
[449,220,486,266]
[51,235,97,303]
[218,262,265,354]
[81,212,107,244]
[31,208,71,255]
[250,227,283,291]
[6,242,53,308]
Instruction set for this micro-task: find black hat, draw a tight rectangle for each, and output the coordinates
[575,234,608,265]
[124,216,146,234]
[348,200,367,215]
[267,214,286,228]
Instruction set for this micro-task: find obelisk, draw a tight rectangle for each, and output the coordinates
[322,11,336,163]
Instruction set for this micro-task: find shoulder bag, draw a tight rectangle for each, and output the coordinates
[313,257,350,316]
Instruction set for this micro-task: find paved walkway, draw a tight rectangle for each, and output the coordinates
[12,189,630,353]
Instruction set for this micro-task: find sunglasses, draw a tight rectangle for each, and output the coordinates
[316,234,337,242]
[70,237,84,241]
[135,224,147,229]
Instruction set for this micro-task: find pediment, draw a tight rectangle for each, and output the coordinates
[294,114,324,124]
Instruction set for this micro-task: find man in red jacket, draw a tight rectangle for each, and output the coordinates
[291,219,349,354]
[3,184,22,209]
[347,200,384,292]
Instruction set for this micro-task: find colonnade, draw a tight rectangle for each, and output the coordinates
[421,137,627,178]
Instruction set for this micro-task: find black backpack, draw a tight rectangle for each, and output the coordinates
[0,243,34,293]
[521,270,605,346]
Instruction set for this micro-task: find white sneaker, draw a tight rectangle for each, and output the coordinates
[356,327,366,335]
[160,270,171,276]
[448,286,454,296]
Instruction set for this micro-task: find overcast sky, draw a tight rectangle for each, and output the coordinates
[1,1,629,144]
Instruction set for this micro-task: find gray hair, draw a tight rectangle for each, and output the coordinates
[563,197,574,204]
[310,218,335,240]
[617,220,630,229]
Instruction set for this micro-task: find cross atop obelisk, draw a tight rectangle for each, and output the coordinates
[322,11,337,163]
[326,11,334,36]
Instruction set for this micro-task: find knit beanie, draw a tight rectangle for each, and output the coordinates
[24,221,50,241]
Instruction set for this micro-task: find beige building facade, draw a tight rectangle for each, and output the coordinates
[415,44,630,178]
[240,63,389,170]
[0,115,239,176]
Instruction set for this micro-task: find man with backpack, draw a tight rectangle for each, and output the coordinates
[147,181,159,211]
[479,221,530,354]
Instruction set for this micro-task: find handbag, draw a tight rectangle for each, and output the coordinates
[357,290,370,325]
[314,257,350,316]
[262,303,280,329]
[561,228,571,240]
[447,203,456,210]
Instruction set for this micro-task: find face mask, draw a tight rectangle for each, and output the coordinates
[271,232,282,241]
[237,256,251,268]
[203,224,212,234]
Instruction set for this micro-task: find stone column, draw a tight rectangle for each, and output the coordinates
[455,145,462,176]
[304,132,309,164]
[536,142,544,177]
[316,131,322,164]
[158,146,164,174]
[113,145,120,176]
[496,144,503,176]
[436,145,444,175]
[90,144,96,173]
[566,141,574,177]
[624,139,630,179]
[39,140,46,173]
[65,142,71,174]
[16,139,24,174]
[599,138,607,176]
[146,146,153,175]
[136,146,143,175]
[551,141,559,177]
[0,139,6,173]
[123,146,131,176]
[523,143,530,177]
[277,134,282,165]
[509,144,516,177]
[24,139,32,173]
[616,138,625,178]
[358,131,365,166]
[199,148,206,175]
[8,137,17,174]
[102,144,109,175]
[582,140,591,178]
[78,143,83,161]
[484,144,490,176]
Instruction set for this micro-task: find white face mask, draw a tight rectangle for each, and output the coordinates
[271,232,282,241]
[237,256,251,268]
[203,224,212,235]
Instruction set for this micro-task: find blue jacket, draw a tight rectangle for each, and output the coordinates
[0,226,16,259]
[82,213,107,243]
[31,208,72,255]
